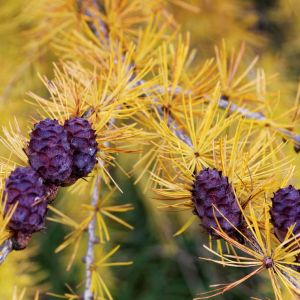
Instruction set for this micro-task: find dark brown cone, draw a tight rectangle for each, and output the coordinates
[3,167,49,249]
[28,118,72,185]
[64,117,98,181]
[45,184,59,204]
[11,232,32,250]
[294,136,300,153]
[270,185,300,243]
[192,168,243,237]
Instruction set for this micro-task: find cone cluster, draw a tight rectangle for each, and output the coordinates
[3,117,98,249]
[191,168,243,238]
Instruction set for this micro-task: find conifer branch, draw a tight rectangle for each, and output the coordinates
[137,80,193,147]
[83,174,100,300]
[80,2,121,298]
[155,83,300,149]
[219,98,300,148]
[79,0,109,40]
[0,239,12,265]
[78,3,300,299]
[218,98,265,120]
[156,106,193,147]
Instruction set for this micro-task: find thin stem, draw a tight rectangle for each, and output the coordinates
[78,2,104,297]
[0,239,13,265]
[143,82,300,149]
[154,85,300,148]
[78,0,109,40]
[137,79,193,147]
[218,98,265,121]
[83,175,100,300]
[219,98,300,146]
[157,106,193,147]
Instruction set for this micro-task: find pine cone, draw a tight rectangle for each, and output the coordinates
[192,168,243,237]
[3,167,49,249]
[28,118,72,185]
[270,185,300,243]
[64,117,98,181]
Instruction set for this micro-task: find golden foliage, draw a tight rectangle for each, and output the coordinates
[0,0,300,299]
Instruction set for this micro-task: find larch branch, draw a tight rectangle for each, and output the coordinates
[83,174,100,300]
[0,239,12,266]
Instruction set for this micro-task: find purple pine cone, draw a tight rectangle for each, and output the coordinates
[28,118,73,185]
[3,167,48,236]
[64,117,98,180]
[270,185,300,243]
[192,168,243,237]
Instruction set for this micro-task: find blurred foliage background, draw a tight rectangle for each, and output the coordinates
[0,0,299,299]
